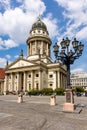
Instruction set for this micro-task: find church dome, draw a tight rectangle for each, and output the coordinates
[31,17,47,31]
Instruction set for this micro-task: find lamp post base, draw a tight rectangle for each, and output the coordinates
[63,103,75,111]
[63,89,75,112]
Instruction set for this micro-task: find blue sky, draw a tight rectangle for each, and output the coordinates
[0,0,87,73]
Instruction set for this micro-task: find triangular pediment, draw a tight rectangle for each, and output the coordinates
[9,58,35,69]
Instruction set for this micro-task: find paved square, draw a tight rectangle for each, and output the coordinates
[0,95,87,130]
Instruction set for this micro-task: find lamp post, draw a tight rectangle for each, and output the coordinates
[53,37,84,112]
[53,37,84,89]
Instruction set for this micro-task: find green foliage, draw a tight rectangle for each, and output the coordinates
[75,86,84,92]
[28,89,42,95]
[72,88,75,92]
[28,87,65,96]
[42,88,53,95]
[54,88,65,95]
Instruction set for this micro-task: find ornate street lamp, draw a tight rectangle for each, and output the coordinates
[53,37,84,89]
[53,37,84,112]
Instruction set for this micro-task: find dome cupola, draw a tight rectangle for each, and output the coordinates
[26,16,52,63]
[31,16,47,31]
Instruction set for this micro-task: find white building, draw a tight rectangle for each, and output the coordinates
[4,17,67,94]
[71,72,87,90]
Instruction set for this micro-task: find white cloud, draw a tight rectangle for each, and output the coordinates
[0,57,7,67]
[54,0,87,13]
[0,56,12,67]
[0,37,18,49]
[14,55,19,59]
[71,68,84,73]
[76,27,87,40]
[43,13,59,38]
[16,0,22,2]
[5,54,11,59]
[0,8,31,39]
[54,0,87,40]
[0,0,10,10]
[22,0,46,15]
[0,0,59,50]
[4,39,18,48]
[0,2,40,48]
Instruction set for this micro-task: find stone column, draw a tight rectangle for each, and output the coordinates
[1,82,4,93]
[27,44,29,56]
[61,72,63,88]
[35,40,37,54]
[11,73,14,91]
[31,71,34,89]
[62,74,64,88]
[39,69,42,90]
[17,73,21,91]
[23,72,27,91]
[54,71,57,90]
[58,71,60,88]
[30,42,32,55]
[56,71,58,89]
[47,43,48,56]
[41,41,43,55]
[4,75,8,94]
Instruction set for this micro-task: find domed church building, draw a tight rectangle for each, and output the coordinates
[4,17,67,94]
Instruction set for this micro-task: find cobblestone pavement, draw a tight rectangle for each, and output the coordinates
[0,95,87,130]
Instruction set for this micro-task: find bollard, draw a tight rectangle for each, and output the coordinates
[4,91,7,95]
[18,94,23,103]
[50,95,56,106]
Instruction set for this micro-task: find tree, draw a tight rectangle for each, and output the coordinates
[75,86,84,92]
[54,88,65,95]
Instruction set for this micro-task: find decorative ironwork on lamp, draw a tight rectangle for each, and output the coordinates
[53,37,84,88]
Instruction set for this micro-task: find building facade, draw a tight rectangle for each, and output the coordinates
[71,72,87,90]
[4,17,67,94]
